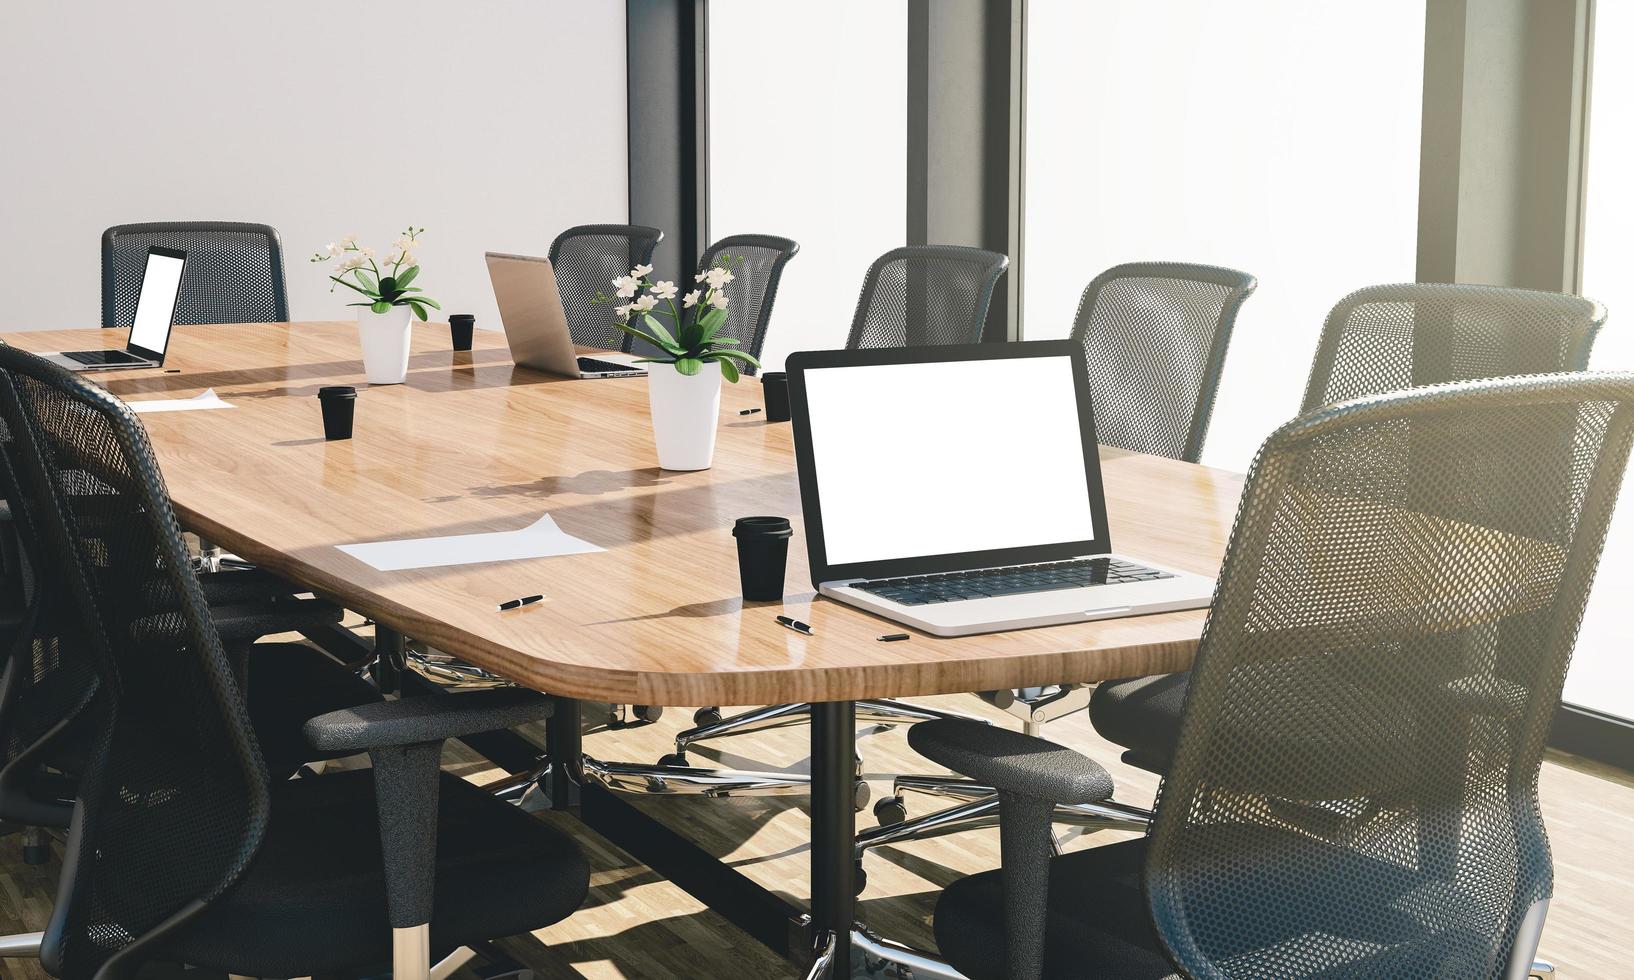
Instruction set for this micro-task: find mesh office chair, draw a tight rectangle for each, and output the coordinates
[0,345,589,980]
[102,222,289,327]
[0,380,373,866]
[1090,282,1610,780]
[694,234,800,371]
[846,245,1009,349]
[1071,262,1258,463]
[911,372,1634,979]
[549,224,665,350]
[854,262,1259,858]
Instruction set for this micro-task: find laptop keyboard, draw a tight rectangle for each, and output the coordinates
[63,349,146,366]
[578,356,645,376]
[853,558,1174,606]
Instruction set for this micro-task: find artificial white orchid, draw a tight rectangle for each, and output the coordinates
[309,226,442,320]
[591,252,757,382]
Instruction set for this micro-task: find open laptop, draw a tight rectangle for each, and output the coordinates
[45,247,186,371]
[485,251,646,379]
[787,341,1216,637]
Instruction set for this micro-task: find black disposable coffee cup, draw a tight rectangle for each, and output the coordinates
[317,385,356,441]
[761,372,791,422]
[449,314,475,351]
[733,516,793,601]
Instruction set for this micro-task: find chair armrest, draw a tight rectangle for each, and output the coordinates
[907,719,1114,805]
[304,688,552,754]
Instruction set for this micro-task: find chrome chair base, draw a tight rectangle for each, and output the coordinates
[856,775,1152,857]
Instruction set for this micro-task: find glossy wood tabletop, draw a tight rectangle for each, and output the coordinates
[5,322,1245,705]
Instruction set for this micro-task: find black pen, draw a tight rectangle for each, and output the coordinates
[877,633,910,642]
[497,593,546,611]
[776,614,814,636]
[739,407,762,416]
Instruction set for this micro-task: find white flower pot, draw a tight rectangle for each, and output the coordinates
[356,305,414,384]
[647,361,722,471]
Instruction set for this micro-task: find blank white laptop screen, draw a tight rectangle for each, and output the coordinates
[800,354,1097,566]
[129,250,186,354]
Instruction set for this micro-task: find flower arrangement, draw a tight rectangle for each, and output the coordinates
[598,255,760,382]
[310,226,443,321]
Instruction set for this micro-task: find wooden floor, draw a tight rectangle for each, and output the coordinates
[1,688,1630,979]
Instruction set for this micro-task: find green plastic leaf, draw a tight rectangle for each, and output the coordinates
[409,301,429,321]
[697,306,727,332]
[356,270,379,293]
[395,265,420,290]
[613,320,673,352]
[417,296,442,310]
[379,276,396,294]
[641,314,681,351]
[711,349,762,367]
[674,357,703,376]
[370,300,392,314]
[717,355,740,383]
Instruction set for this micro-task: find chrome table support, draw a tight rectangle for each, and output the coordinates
[852,926,969,979]
[673,699,989,756]
[583,756,811,797]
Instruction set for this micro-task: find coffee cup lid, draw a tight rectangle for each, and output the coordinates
[318,385,357,398]
[733,516,792,538]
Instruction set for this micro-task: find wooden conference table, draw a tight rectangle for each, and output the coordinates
[8,321,1244,975]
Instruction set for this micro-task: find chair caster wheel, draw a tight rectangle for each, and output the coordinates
[853,779,871,812]
[853,862,868,895]
[693,706,723,726]
[633,704,663,724]
[658,753,690,768]
[23,843,49,866]
[873,795,908,826]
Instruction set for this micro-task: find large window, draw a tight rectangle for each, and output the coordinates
[1022,0,1425,470]
[706,1,907,371]
[1563,4,1634,722]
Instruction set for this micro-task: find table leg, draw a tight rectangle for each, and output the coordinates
[372,624,406,694]
[544,696,583,810]
[810,700,856,978]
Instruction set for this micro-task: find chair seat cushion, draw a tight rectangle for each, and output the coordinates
[936,826,1498,979]
[935,837,1178,980]
[162,767,589,977]
[244,642,382,778]
[1089,672,1189,773]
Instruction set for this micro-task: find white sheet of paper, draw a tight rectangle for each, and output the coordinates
[125,388,235,414]
[336,514,604,572]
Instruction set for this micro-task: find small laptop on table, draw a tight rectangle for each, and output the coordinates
[45,246,187,371]
[787,341,1216,637]
[485,251,646,379]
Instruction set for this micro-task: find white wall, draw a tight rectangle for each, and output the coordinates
[1022,0,1425,472]
[707,0,907,370]
[0,2,628,333]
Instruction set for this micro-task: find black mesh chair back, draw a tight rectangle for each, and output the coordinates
[0,403,102,830]
[694,234,800,372]
[102,222,289,328]
[548,224,665,350]
[0,345,268,979]
[1146,372,1634,977]
[1301,282,1607,413]
[845,246,1009,350]
[1070,262,1257,462]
